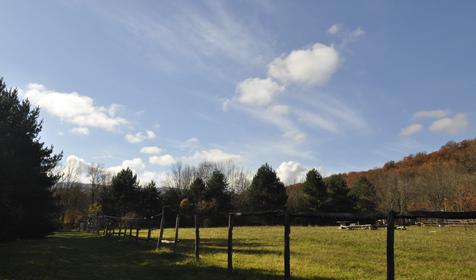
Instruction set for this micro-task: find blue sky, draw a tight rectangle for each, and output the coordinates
[1,0,475,185]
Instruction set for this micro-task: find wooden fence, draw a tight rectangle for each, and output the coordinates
[97,209,476,280]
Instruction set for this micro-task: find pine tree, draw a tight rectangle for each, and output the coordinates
[323,174,355,212]
[0,78,62,240]
[205,170,230,214]
[188,177,206,206]
[248,163,287,210]
[303,169,327,210]
[349,176,377,212]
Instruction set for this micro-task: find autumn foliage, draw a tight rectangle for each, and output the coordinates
[343,139,476,212]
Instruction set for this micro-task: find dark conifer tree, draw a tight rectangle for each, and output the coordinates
[349,176,377,212]
[303,169,327,210]
[0,78,62,240]
[248,163,287,210]
[323,174,355,212]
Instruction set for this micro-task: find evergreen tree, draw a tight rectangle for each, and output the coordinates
[205,170,230,214]
[248,163,287,210]
[303,169,327,210]
[323,174,355,212]
[0,78,62,240]
[136,181,161,218]
[188,177,206,206]
[107,168,139,215]
[349,176,377,212]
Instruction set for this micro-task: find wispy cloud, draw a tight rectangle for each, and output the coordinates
[101,1,272,73]
[400,123,423,136]
[70,127,90,136]
[402,110,468,136]
[327,24,366,48]
[429,113,469,134]
[413,110,449,119]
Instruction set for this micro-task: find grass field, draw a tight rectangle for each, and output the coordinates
[1,226,475,279]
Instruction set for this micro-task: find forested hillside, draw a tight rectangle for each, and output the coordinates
[343,139,476,212]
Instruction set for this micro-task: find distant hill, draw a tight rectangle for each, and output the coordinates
[288,139,476,212]
[343,138,476,211]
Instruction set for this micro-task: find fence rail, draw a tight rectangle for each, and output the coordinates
[95,209,476,280]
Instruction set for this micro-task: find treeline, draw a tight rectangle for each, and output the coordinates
[343,139,476,212]
[55,162,377,227]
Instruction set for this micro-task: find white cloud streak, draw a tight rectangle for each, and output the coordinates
[70,127,89,135]
[429,113,469,134]
[149,154,176,166]
[400,123,423,136]
[140,146,162,154]
[413,110,449,119]
[188,149,241,163]
[125,130,156,143]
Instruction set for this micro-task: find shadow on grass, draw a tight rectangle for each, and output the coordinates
[0,232,337,280]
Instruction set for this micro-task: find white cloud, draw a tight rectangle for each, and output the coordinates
[186,137,199,144]
[429,113,469,134]
[70,127,89,135]
[283,130,307,142]
[107,158,147,175]
[222,99,230,111]
[180,137,201,150]
[268,43,339,86]
[63,155,90,182]
[400,123,423,136]
[139,171,168,185]
[328,24,366,48]
[413,110,449,119]
[236,78,284,106]
[24,83,127,131]
[121,158,146,171]
[266,104,289,116]
[276,161,307,185]
[125,130,156,143]
[189,149,240,162]
[140,146,162,154]
[349,27,366,40]
[149,154,176,166]
[327,24,342,35]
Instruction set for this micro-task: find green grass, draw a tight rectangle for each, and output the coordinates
[1,226,475,279]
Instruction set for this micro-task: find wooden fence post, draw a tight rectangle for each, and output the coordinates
[96,215,100,235]
[147,226,152,243]
[387,211,396,280]
[157,207,165,250]
[227,214,233,273]
[284,211,291,280]
[129,226,133,240]
[136,227,139,242]
[123,223,127,239]
[195,214,200,260]
[173,214,180,254]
